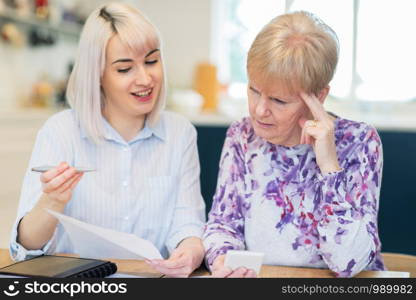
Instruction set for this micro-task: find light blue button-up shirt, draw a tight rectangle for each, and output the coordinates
[10,109,206,261]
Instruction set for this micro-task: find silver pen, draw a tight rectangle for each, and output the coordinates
[31,165,96,173]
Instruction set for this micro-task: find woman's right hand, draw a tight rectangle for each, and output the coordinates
[40,162,84,206]
[211,254,258,278]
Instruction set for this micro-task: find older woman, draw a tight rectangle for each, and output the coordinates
[203,11,384,278]
[10,2,205,277]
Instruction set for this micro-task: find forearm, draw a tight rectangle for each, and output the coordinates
[177,236,203,248]
[203,222,246,268]
[317,213,378,277]
[17,194,66,250]
[316,169,381,277]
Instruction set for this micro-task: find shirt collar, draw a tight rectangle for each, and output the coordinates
[80,114,166,144]
[145,115,166,142]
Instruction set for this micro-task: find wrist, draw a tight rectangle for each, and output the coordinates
[320,163,342,174]
[318,153,342,174]
[177,237,203,249]
[177,237,205,265]
[38,193,66,212]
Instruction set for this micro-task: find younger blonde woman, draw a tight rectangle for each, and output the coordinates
[11,2,205,277]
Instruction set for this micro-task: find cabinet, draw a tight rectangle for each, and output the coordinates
[0,7,81,41]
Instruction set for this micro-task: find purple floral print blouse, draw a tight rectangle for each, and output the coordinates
[203,116,385,277]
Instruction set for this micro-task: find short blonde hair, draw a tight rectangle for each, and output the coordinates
[247,11,339,95]
[66,2,166,143]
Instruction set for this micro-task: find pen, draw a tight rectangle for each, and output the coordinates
[31,165,96,173]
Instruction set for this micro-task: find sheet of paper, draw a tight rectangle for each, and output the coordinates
[46,209,163,260]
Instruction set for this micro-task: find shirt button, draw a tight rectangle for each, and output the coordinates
[124,216,129,221]
[122,181,128,187]
[123,147,129,152]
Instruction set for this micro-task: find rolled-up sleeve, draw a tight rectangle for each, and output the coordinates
[9,120,70,261]
[165,125,206,253]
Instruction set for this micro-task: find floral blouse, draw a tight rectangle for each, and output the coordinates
[203,116,385,277]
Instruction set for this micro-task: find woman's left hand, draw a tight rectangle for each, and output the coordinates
[145,237,205,278]
[298,92,342,174]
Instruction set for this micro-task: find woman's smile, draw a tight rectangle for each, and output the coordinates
[131,88,153,103]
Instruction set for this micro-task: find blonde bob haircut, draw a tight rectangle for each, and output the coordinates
[66,2,166,143]
[247,11,339,96]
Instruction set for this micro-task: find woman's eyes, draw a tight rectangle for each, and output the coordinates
[117,68,131,73]
[145,59,158,65]
[250,87,260,94]
[271,98,286,105]
[250,87,287,104]
[117,60,158,73]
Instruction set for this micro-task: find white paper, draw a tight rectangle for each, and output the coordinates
[46,209,163,260]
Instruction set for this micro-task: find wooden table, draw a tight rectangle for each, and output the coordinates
[0,249,410,278]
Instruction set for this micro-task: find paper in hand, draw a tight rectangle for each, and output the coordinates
[46,210,163,260]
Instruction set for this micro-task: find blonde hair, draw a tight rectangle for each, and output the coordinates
[66,2,166,143]
[247,11,339,95]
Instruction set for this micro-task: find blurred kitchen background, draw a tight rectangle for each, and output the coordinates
[0,0,415,255]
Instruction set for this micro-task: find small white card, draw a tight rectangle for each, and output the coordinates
[224,250,264,274]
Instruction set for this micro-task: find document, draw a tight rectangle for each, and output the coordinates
[46,210,163,260]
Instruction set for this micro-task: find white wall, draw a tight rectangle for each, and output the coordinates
[0,0,213,110]
[133,0,213,89]
[0,40,77,110]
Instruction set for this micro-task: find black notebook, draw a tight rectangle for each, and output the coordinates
[0,255,117,278]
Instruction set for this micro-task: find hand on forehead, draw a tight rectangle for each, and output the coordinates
[299,92,328,121]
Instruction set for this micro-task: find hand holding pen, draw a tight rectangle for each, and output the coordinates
[34,162,88,206]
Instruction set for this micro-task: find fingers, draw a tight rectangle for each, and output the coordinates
[227,267,249,278]
[210,255,231,277]
[40,162,68,184]
[300,92,328,121]
[299,115,335,144]
[227,268,258,278]
[304,122,321,146]
[147,242,205,277]
[299,118,316,145]
[153,247,189,269]
[210,255,257,278]
[58,173,83,193]
[212,267,233,278]
[155,266,193,278]
[43,167,78,193]
[246,269,258,278]
[212,254,225,267]
[151,256,187,270]
[146,259,193,277]
[211,255,226,271]
[146,250,194,277]
[299,118,307,144]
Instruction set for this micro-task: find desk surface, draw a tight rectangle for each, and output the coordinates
[0,249,410,278]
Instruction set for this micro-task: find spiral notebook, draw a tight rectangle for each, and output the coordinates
[0,255,117,278]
